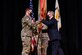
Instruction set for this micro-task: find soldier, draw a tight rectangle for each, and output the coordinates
[36,21,49,55]
[21,8,35,55]
[41,23,49,55]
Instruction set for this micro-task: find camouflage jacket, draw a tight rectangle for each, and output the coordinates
[21,15,34,37]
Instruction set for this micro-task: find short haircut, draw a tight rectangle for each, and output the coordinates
[25,8,32,12]
[48,11,55,16]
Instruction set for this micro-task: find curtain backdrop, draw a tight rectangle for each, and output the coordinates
[2,0,82,55]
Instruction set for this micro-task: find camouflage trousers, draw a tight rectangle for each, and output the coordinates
[37,33,49,55]
[21,36,31,55]
[21,32,49,55]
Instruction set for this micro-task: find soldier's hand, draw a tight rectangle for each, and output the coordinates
[36,20,41,25]
[32,20,35,24]
[40,15,44,20]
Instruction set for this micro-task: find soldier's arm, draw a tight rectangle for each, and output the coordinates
[22,16,30,28]
[22,17,26,28]
[22,16,35,28]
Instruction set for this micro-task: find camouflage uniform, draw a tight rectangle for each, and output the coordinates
[21,15,34,55]
[37,23,49,55]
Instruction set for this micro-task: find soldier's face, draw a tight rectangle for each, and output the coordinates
[29,10,32,14]
[26,10,32,16]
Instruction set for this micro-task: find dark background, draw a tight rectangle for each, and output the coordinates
[2,0,82,55]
